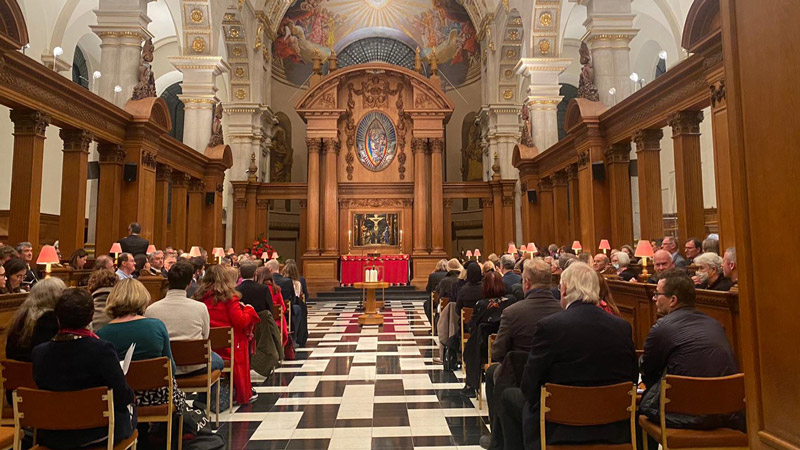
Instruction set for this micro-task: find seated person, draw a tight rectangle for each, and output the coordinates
[67,248,89,270]
[639,269,743,445]
[88,269,118,331]
[683,238,703,265]
[593,253,617,275]
[237,262,272,314]
[648,249,675,283]
[612,251,638,281]
[148,250,167,277]
[435,258,462,301]
[496,262,637,450]
[32,288,136,450]
[499,254,521,294]
[3,257,29,293]
[132,254,152,279]
[456,262,484,313]
[424,259,449,321]
[6,278,67,361]
[692,252,734,291]
[93,255,115,271]
[486,258,562,449]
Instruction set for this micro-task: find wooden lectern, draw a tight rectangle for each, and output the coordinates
[353,281,389,325]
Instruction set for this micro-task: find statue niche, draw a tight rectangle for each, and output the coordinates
[461,113,483,182]
[270,125,293,182]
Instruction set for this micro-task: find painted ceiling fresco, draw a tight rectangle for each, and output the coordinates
[273,0,480,88]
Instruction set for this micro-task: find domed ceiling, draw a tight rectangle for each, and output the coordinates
[273,0,480,88]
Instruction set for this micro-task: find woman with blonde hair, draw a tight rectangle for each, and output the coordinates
[6,277,67,361]
[195,264,260,404]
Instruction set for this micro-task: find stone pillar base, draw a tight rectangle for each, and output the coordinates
[410,256,442,290]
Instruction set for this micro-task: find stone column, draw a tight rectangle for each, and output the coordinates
[170,172,189,251]
[91,1,152,106]
[430,138,445,255]
[516,58,572,151]
[443,198,453,257]
[552,170,570,247]
[482,106,523,242]
[245,183,258,245]
[8,110,49,253]
[566,164,581,242]
[669,110,706,242]
[58,129,93,258]
[634,129,665,241]
[256,199,269,241]
[170,56,229,152]
[538,177,555,246]
[153,164,171,249]
[95,143,125,257]
[605,142,634,247]
[321,138,339,256]
[579,0,638,105]
[186,178,205,248]
[412,138,429,255]
[501,183,516,247]
[304,138,321,255]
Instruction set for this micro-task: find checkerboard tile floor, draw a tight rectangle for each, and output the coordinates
[213,299,489,450]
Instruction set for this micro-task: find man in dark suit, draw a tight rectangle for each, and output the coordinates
[499,254,521,294]
[496,262,638,450]
[118,222,149,257]
[266,258,295,307]
[237,262,273,315]
[486,258,563,450]
[661,236,688,268]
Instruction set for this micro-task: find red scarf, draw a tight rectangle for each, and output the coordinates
[59,328,100,339]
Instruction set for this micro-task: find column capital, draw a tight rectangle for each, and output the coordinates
[430,138,444,153]
[97,143,125,164]
[10,110,50,136]
[538,176,554,191]
[155,163,173,181]
[188,178,206,193]
[322,137,339,154]
[256,199,270,210]
[306,138,321,154]
[605,141,631,164]
[411,137,427,154]
[60,129,94,153]
[669,110,704,137]
[566,163,579,181]
[552,170,568,187]
[171,171,191,187]
[633,129,664,152]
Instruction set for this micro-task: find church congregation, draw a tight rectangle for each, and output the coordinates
[0,0,796,449]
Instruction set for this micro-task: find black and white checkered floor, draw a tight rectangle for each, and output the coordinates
[214,299,489,450]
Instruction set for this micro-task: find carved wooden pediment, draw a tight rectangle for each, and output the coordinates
[563,98,606,135]
[0,0,29,51]
[124,96,172,133]
[682,0,721,54]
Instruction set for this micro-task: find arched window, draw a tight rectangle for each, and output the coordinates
[160,82,184,142]
[557,84,579,141]
[72,46,88,89]
[655,58,667,79]
[337,38,416,71]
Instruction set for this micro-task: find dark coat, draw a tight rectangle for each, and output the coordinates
[238,279,273,315]
[703,276,735,292]
[5,310,59,362]
[492,289,562,364]
[502,271,522,294]
[273,273,295,304]
[639,307,742,429]
[251,309,284,376]
[426,270,448,294]
[456,281,483,311]
[509,283,524,302]
[520,301,637,448]
[32,336,136,449]
[436,270,460,300]
[118,234,149,257]
[618,268,638,281]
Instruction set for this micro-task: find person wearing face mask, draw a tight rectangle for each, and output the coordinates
[691,252,734,291]
[611,251,637,281]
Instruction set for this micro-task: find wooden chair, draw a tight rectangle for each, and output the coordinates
[171,340,221,427]
[639,374,748,450]
[0,360,34,426]
[12,386,139,450]
[540,382,638,450]
[430,291,439,336]
[477,333,497,410]
[0,426,15,450]
[208,327,234,412]
[125,357,181,450]
[460,307,474,374]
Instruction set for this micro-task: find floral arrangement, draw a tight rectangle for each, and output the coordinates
[249,235,275,259]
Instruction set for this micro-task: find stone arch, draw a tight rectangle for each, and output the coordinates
[0,0,28,50]
[556,84,578,140]
[71,44,88,88]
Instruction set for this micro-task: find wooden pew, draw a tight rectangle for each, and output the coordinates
[138,275,168,303]
[49,267,92,287]
[0,293,27,360]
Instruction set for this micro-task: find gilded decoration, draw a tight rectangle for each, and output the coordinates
[234,67,245,77]
[504,68,513,79]
[229,27,240,38]
[511,17,522,26]
[508,30,519,41]
[191,37,206,53]
[356,111,397,172]
[538,39,551,55]
[539,11,552,27]
[502,89,513,100]
[506,49,516,59]
[235,89,246,99]
[232,46,243,57]
[190,8,204,23]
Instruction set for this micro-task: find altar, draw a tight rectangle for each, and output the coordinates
[340,254,410,286]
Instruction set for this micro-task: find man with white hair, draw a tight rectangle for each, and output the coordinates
[499,254,521,294]
[495,262,637,450]
[648,249,675,284]
[723,247,737,287]
[692,252,734,291]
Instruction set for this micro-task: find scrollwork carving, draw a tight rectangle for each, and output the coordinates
[709,80,726,108]
[97,144,125,164]
[605,143,631,164]
[577,150,590,167]
[339,198,413,208]
[10,110,50,136]
[142,151,158,169]
[156,163,173,181]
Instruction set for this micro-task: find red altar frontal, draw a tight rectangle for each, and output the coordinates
[340,255,410,286]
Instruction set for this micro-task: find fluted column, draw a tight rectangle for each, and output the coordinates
[170,172,189,251]
[412,138,429,255]
[566,164,581,242]
[96,143,125,256]
[187,178,205,248]
[8,110,49,254]
[605,142,634,247]
[670,111,706,242]
[552,170,570,247]
[634,129,665,241]
[430,138,445,255]
[153,164,171,249]
[538,177,555,246]
[304,138,321,255]
[322,138,339,255]
[58,129,93,258]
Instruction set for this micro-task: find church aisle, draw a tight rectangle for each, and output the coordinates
[215,300,490,450]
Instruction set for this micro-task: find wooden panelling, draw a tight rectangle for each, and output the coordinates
[0,293,27,360]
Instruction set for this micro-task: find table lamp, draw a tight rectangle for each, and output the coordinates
[226,248,235,256]
[109,242,122,264]
[261,251,269,261]
[599,239,611,254]
[146,245,156,255]
[507,244,517,255]
[189,246,201,258]
[271,251,279,260]
[520,244,527,254]
[528,242,537,255]
[465,250,473,261]
[571,241,582,254]
[36,245,59,279]
[212,247,224,264]
[474,249,481,262]
[634,240,655,278]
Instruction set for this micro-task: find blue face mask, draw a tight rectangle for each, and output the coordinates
[612,263,620,270]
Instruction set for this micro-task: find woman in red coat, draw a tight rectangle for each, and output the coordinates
[254,267,294,360]
[194,265,260,405]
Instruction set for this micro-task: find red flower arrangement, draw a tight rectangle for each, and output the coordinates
[249,235,275,259]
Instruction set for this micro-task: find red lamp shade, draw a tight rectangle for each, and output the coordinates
[36,245,59,265]
[519,245,527,252]
[599,239,611,251]
[146,245,157,254]
[528,242,537,253]
[212,247,225,258]
[189,246,201,257]
[109,242,122,254]
[465,250,473,257]
[571,241,582,251]
[474,249,481,257]
[261,252,269,260]
[634,240,655,258]
[507,244,517,255]
[226,248,235,255]
[271,252,279,260]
